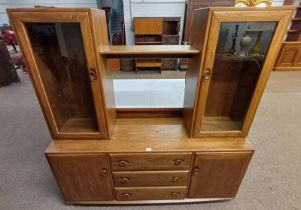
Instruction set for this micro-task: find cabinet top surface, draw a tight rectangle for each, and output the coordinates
[45,118,253,154]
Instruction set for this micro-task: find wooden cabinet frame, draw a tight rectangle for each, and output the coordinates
[7,7,293,205]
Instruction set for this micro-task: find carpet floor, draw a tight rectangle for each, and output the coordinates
[0,71,300,210]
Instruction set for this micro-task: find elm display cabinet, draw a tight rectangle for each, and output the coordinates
[8,7,292,205]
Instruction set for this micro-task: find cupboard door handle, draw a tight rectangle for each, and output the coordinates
[120,177,130,184]
[174,159,184,166]
[101,168,108,177]
[193,166,200,174]
[118,160,129,167]
[203,69,211,81]
[89,68,97,81]
[170,192,180,198]
[122,193,132,199]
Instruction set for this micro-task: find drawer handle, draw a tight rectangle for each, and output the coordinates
[118,160,129,167]
[193,166,200,174]
[170,192,180,198]
[119,177,130,184]
[173,159,184,166]
[122,193,132,199]
[171,176,182,183]
[101,168,108,177]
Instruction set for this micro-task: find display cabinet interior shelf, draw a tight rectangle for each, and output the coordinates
[7,7,292,205]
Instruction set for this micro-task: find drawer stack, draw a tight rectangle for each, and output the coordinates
[109,153,192,201]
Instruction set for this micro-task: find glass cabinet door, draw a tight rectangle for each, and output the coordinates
[191,7,294,138]
[201,22,277,133]
[25,23,99,134]
[9,11,108,139]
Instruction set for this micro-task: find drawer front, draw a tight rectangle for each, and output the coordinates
[113,170,189,187]
[115,186,187,201]
[110,153,192,171]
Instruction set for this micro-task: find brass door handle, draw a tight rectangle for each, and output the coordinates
[193,166,200,174]
[89,68,97,81]
[101,168,108,177]
[203,69,211,81]
[118,160,129,167]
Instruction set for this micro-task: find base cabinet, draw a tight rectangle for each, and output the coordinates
[46,154,114,202]
[46,151,253,203]
[188,152,253,198]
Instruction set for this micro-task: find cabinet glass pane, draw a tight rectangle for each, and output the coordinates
[25,23,98,133]
[201,22,277,132]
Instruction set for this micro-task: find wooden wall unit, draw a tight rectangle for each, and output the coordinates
[183,0,235,43]
[8,7,292,205]
[274,0,301,71]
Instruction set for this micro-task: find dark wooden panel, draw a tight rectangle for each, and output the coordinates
[188,151,253,198]
[46,154,114,202]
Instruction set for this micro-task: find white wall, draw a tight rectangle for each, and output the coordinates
[0,0,8,25]
[1,0,98,25]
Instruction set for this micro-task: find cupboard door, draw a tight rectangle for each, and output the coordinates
[193,10,291,137]
[188,152,253,198]
[47,154,113,202]
[275,43,301,69]
[8,10,108,139]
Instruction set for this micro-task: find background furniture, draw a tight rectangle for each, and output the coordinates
[0,40,19,87]
[274,0,301,71]
[162,17,181,71]
[134,18,163,73]
[134,17,181,73]
[8,7,292,205]
[183,0,235,43]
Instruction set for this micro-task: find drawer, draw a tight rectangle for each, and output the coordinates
[115,186,187,201]
[109,153,192,171]
[113,170,189,187]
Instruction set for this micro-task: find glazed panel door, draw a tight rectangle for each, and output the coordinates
[9,11,108,139]
[193,9,292,137]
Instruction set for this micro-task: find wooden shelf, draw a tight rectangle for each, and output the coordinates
[201,117,242,131]
[60,118,98,133]
[136,61,161,68]
[292,17,301,21]
[288,29,300,32]
[135,41,162,44]
[99,45,200,58]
